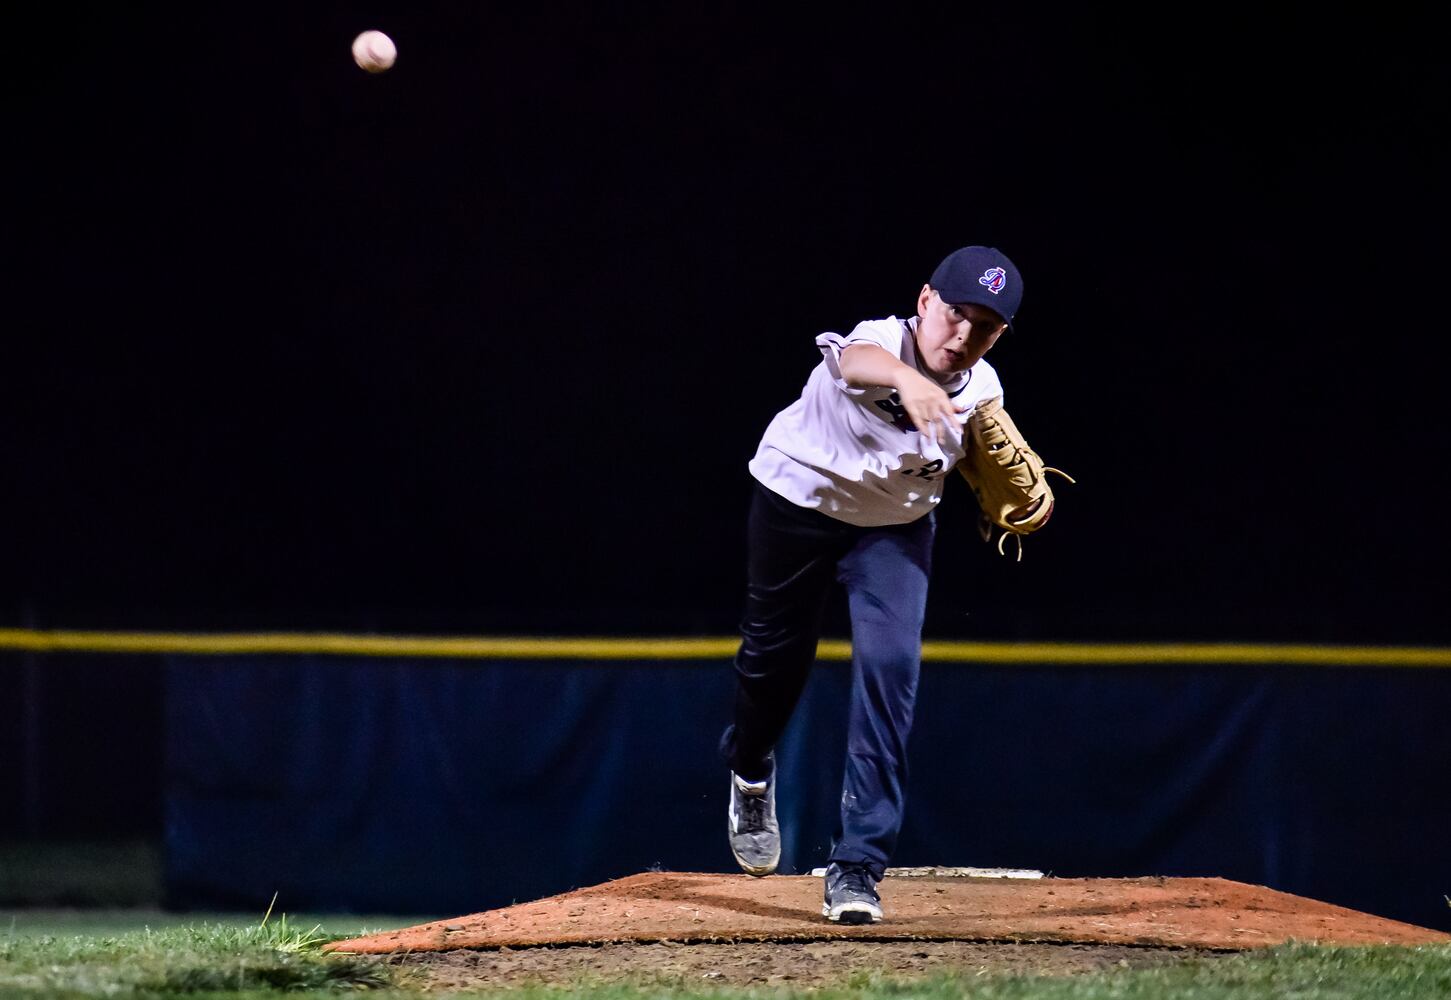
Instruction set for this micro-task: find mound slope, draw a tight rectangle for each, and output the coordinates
[327,872,1449,954]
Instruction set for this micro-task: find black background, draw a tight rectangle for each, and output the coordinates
[8,5,1449,641]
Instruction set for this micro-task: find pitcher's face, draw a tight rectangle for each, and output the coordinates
[914,286,1006,377]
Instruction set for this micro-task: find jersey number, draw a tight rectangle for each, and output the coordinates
[873,393,917,433]
[903,459,944,480]
[875,394,943,479]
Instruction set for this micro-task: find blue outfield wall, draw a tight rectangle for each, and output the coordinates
[163,655,1451,932]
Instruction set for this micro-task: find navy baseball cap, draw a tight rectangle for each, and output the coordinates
[929,246,1023,327]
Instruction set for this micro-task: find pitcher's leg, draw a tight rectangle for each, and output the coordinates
[828,516,934,878]
[720,483,853,780]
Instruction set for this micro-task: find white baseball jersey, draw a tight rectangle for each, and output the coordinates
[748,316,1004,527]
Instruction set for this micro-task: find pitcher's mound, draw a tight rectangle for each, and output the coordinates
[327,871,1448,954]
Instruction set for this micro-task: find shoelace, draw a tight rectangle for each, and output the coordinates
[835,867,875,898]
[738,788,770,832]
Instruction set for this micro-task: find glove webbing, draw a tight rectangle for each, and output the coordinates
[979,465,1076,561]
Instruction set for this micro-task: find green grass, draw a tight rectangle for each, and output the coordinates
[806,943,1451,999]
[2,931,1449,1000]
[0,910,400,999]
[0,908,439,940]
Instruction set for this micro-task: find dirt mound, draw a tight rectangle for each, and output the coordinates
[397,939,1228,989]
[327,871,1450,955]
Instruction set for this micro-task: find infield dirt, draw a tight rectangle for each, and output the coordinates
[329,871,1448,956]
[393,939,1226,988]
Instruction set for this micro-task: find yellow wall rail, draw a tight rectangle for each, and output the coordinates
[2,629,1450,666]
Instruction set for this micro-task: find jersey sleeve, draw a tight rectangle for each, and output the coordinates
[815,318,906,396]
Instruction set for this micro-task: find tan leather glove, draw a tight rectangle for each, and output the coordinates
[957,397,1074,560]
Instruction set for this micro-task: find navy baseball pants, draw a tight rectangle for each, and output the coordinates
[720,479,934,880]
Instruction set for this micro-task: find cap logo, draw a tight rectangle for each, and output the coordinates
[978,267,1007,295]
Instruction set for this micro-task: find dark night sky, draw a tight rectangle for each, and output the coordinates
[7,6,1448,641]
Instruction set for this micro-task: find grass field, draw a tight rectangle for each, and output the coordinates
[1,909,437,942]
[0,838,435,950]
[4,844,1449,997]
[2,917,1449,999]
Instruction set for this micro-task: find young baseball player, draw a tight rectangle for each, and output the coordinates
[721,246,1037,924]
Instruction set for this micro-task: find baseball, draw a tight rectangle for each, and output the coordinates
[351,30,397,73]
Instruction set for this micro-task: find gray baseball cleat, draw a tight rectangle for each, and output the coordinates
[822,862,883,923]
[727,763,780,876]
